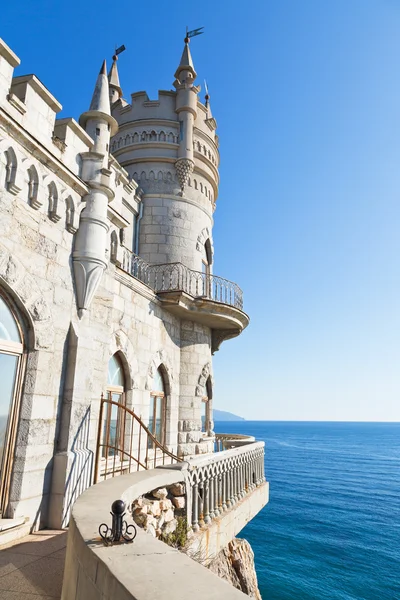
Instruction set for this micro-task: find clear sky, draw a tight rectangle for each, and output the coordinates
[2,0,400,421]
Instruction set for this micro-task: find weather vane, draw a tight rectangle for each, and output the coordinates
[113,44,126,61]
[184,26,204,43]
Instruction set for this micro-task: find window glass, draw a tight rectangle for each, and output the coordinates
[153,369,164,394]
[201,400,207,432]
[0,353,18,469]
[0,297,20,343]
[108,354,124,387]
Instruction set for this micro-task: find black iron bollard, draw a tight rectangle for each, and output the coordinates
[99,499,137,546]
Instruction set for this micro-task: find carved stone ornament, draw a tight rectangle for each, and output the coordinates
[175,158,194,194]
[73,258,105,317]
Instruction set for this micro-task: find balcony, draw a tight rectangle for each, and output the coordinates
[120,250,249,351]
[62,439,269,600]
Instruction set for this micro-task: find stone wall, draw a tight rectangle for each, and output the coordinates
[208,538,262,600]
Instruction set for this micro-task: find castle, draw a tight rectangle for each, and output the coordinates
[0,33,268,597]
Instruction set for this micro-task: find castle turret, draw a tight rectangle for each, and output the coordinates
[173,37,199,194]
[108,56,123,106]
[73,60,118,315]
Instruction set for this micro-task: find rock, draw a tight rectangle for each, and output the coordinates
[163,518,177,535]
[151,487,168,499]
[169,483,185,496]
[144,514,155,528]
[207,539,262,600]
[160,498,173,510]
[172,496,185,509]
[148,500,161,516]
[132,512,146,526]
[163,509,174,523]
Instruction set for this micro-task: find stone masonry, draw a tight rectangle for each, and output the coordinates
[0,34,248,533]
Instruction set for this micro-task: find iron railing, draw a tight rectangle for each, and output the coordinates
[94,395,181,483]
[121,248,244,310]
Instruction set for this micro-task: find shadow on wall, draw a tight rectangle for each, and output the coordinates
[61,405,93,528]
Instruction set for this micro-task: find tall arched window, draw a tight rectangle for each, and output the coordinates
[0,293,24,516]
[103,354,125,458]
[201,377,212,434]
[149,368,166,447]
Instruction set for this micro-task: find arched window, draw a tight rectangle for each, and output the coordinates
[48,182,60,223]
[201,377,212,434]
[0,293,24,515]
[103,354,125,458]
[149,368,166,447]
[27,165,39,208]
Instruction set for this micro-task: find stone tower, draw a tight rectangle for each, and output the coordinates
[109,38,246,457]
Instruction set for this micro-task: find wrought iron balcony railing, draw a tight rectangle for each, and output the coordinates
[121,248,244,310]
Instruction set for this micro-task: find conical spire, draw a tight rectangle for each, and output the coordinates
[79,59,118,136]
[89,60,110,114]
[108,57,122,103]
[174,38,197,82]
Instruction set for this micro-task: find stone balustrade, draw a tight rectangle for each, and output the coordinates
[215,433,256,452]
[185,441,265,532]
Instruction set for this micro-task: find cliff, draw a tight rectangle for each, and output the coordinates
[208,538,262,599]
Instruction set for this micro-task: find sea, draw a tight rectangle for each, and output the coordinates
[213,421,400,600]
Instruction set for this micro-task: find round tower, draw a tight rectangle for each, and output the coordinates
[109,38,219,273]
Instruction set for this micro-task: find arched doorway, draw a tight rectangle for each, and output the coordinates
[0,293,25,516]
[103,353,126,458]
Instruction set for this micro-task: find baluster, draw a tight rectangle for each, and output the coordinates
[233,463,239,504]
[222,469,227,511]
[209,472,215,519]
[213,473,220,516]
[203,478,211,524]
[226,468,232,509]
[198,482,205,528]
[192,482,199,532]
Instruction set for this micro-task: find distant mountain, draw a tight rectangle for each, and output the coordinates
[213,409,245,422]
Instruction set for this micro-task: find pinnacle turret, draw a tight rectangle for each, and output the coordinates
[174,38,197,83]
[108,57,122,104]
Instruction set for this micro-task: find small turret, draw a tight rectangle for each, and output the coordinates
[79,60,117,155]
[73,60,117,316]
[108,56,123,105]
[173,37,200,194]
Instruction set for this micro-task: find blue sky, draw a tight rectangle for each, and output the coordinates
[2,0,400,421]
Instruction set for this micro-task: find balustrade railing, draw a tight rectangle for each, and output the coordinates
[185,441,265,532]
[215,433,256,452]
[121,248,244,310]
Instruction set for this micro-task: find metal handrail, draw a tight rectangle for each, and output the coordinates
[94,396,181,483]
[121,249,244,310]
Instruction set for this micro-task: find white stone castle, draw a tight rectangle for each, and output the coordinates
[0,35,267,590]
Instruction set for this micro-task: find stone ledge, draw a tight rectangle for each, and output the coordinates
[62,469,249,600]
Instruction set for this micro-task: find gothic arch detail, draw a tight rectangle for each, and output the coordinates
[146,349,175,396]
[195,362,213,397]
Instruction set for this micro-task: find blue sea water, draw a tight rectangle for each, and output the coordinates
[214,421,400,600]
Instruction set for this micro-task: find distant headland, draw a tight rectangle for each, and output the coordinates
[213,409,245,421]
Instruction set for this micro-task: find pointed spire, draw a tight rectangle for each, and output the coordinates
[108,56,122,103]
[89,59,111,114]
[174,37,197,82]
[79,59,118,137]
